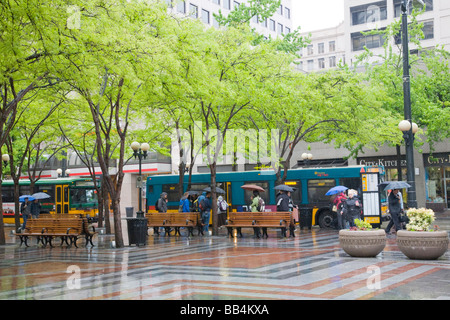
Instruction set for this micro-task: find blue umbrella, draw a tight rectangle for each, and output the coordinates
[325,186,348,196]
[19,195,35,202]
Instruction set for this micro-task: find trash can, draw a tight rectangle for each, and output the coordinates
[126,207,134,218]
[127,218,147,246]
[299,208,312,230]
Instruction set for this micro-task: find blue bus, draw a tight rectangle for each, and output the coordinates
[146,166,386,229]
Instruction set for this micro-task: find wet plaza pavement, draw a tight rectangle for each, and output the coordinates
[0,217,449,301]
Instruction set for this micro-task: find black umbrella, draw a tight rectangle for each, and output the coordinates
[382,181,411,191]
[274,185,295,192]
[203,187,226,194]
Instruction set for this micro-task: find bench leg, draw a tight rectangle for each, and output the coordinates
[226,227,233,238]
[237,227,243,238]
[198,226,204,236]
[174,227,181,236]
[164,227,171,236]
[85,235,95,247]
[290,225,295,238]
[254,227,261,239]
[281,227,287,238]
[188,227,194,237]
[262,228,268,239]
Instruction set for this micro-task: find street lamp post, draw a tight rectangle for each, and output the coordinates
[301,152,313,167]
[131,141,150,218]
[399,0,422,209]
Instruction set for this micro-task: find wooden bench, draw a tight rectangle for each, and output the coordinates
[226,212,294,238]
[17,217,84,247]
[145,212,202,236]
[81,217,97,247]
[16,219,50,247]
[44,218,84,248]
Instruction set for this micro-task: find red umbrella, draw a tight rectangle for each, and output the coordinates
[240,184,265,192]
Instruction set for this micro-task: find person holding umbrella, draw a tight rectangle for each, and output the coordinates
[385,189,403,235]
[30,199,41,219]
[20,197,32,230]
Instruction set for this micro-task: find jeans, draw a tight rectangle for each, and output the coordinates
[202,211,210,233]
[22,214,29,230]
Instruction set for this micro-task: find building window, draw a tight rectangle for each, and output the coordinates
[177,1,185,13]
[212,0,220,5]
[307,44,313,55]
[318,58,325,69]
[329,41,336,52]
[223,0,230,10]
[165,0,173,8]
[351,31,385,51]
[202,9,210,24]
[318,43,324,54]
[285,26,290,34]
[233,1,240,9]
[277,5,283,16]
[269,19,275,31]
[394,0,433,18]
[284,7,291,19]
[307,60,314,71]
[351,1,387,26]
[277,23,283,35]
[423,20,434,40]
[329,56,336,68]
[189,4,198,18]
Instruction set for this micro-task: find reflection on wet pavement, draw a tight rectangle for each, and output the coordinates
[0,218,449,300]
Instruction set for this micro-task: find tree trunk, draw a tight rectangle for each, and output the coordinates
[210,162,219,236]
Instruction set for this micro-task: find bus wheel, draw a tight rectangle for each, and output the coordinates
[318,210,336,229]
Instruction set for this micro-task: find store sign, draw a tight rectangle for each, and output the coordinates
[358,155,406,168]
[424,152,450,167]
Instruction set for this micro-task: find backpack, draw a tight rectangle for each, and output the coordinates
[219,200,227,212]
[198,195,206,211]
[155,199,160,211]
[257,197,265,212]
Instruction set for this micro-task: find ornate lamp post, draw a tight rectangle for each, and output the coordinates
[131,141,149,218]
[399,0,424,209]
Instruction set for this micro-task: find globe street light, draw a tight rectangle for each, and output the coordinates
[301,152,313,167]
[131,142,149,218]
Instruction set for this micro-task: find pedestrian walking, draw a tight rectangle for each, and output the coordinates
[179,192,190,213]
[217,195,228,228]
[30,199,41,219]
[334,192,347,230]
[20,197,32,230]
[199,192,212,234]
[341,189,361,228]
[385,189,403,235]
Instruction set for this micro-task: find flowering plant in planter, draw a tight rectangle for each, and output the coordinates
[405,208,435,231]
[349,218,373,231]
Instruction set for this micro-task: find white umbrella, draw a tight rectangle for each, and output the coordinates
[31,192,51,200]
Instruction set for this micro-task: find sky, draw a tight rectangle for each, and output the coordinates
[291,0,345,32]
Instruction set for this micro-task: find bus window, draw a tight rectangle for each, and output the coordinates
[243,181,269,205]
[308,179,335,204]
[162,184,180,202]
[284,181,301,205]
[339,177,361,194]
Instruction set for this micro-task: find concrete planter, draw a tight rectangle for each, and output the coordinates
[339,229,386,257]
[397,230,449,260]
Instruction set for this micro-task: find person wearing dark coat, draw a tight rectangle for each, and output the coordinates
[276,191,290,212]
[385,189,403,234]
[341,189,362,228]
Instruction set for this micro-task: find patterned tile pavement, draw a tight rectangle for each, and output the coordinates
[0,219,449,301]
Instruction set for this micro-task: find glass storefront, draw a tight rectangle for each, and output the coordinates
[424,153,450,210]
